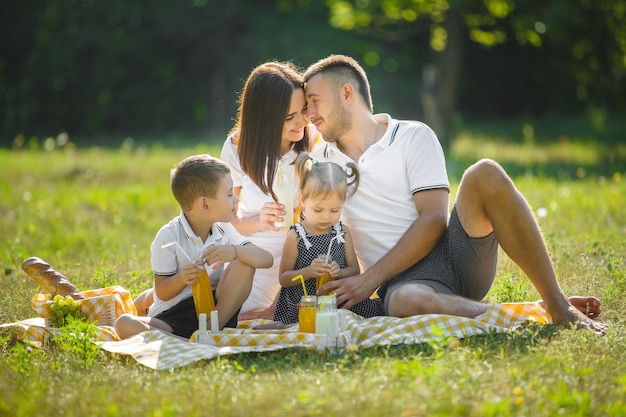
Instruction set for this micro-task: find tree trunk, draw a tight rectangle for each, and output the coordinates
[420,7,463,151]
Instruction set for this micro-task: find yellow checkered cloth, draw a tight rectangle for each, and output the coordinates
[2,300,550,369]
[1,317,120,346]
[100,302,550,369]
[31,285,136,326]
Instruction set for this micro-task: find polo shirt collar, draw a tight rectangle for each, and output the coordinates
[178,211,225,244]
[322,113,396,158]
[373,114,397,150]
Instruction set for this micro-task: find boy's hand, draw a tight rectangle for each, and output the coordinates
[202,245,236,269]
[180,263,202,286]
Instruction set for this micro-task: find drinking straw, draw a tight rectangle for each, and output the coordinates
[161,242,192,263]
[318,293,338,310]
[325,232,345,261]
[278,160,283,183]
[292,275,307,296]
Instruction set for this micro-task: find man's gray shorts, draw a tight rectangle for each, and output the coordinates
[378,206,498,315]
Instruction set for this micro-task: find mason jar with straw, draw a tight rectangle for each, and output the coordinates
[293,274,316,333]
[315,294,339,337]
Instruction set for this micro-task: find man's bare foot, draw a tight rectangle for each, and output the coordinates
[544,301,608,335]
[538,296,601,318]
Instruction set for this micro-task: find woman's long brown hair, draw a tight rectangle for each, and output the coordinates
[230,61,309,200]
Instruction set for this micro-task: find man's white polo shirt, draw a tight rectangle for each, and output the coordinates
[311,114,449,272]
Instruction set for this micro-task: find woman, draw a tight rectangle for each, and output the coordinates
[221,61,322,321]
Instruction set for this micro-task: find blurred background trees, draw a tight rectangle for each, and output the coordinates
[1,0,624,148]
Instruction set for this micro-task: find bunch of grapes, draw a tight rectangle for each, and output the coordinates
[48,294,86,327]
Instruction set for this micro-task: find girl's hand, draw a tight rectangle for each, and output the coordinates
[180,263,202,286]
[309,257,330,278]
[328,261,341,279]
[259,202,285,232]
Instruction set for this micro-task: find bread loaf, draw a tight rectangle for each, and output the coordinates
[22,257,84,299]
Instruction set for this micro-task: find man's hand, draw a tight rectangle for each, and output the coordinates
[318,272,378,309]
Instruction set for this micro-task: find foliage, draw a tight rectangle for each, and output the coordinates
[0,135,625,415]
[0,0,365,145]
[326,0,626,113]
[1,0,625,148]
[51,316,103,367]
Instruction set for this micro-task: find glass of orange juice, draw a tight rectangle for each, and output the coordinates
[298,295,317,333]
[316,254,334,295]
[191,260,216,318]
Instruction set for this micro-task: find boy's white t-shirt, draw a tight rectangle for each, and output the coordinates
[147,211,250,318]
[311,114,449,272]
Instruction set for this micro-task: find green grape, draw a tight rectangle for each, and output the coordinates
[48,296,84,327]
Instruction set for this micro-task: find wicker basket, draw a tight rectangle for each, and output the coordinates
[32,286,135,328]
[43,296,116,327]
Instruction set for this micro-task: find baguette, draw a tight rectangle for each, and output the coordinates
[22,257,84,299]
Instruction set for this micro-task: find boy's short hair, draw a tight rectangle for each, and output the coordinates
[170,154,230,212]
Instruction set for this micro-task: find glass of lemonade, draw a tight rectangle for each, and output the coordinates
[191,260,216,318]
[298,295,317,333]
[316,254,334,294]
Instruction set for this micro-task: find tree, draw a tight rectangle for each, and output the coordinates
[324,0,626,149]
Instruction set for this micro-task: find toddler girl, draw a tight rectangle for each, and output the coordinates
[273,153,383,324]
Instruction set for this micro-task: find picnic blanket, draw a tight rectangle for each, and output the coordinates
[2,302,551,370]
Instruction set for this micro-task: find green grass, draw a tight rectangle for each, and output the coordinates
[1,138,625,416]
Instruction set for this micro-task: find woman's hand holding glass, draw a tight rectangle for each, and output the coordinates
[259,201,286,232]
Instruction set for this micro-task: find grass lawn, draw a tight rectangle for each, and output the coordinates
[0,137,625,416]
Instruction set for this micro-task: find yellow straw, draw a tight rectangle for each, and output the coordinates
[292,275,307,296]
[279,160,283,183]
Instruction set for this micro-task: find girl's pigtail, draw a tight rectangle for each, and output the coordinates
[294,151,313,191]
[344,162,360,199]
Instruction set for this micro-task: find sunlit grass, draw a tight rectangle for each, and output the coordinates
[450,132,625,181]
[0,138,625,417]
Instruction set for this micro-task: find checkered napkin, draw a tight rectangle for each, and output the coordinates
[2,301,550,369]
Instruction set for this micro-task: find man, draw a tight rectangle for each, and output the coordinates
[305,54,606,334]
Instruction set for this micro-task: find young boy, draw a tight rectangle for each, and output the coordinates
[114,154,273,339]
